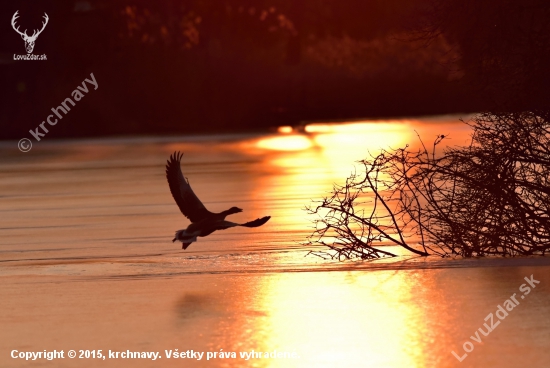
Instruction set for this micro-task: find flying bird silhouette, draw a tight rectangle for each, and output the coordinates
[165,151,271,249]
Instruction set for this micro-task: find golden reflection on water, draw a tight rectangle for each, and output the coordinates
[250,271,431,368]
[235,120,465,367]
[249,118,472,239]
[260,121,412,153]
[257,135,313,151]
[277,126,294,134]
[254,120,462,178]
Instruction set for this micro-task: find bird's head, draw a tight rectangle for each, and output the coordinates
[228,206,243,214]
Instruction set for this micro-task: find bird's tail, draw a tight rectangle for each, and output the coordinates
[240,216,271,227]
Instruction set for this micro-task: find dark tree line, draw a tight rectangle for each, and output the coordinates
[416,0,550,111]
[2,0,480,139]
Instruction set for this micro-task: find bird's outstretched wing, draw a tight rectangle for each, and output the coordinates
[240,216,271,227]
[165,151,213,222]
[215,216,271,231]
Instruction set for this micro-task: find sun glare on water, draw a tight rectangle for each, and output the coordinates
[256,135,313,151]
[249,120,420,234]
[259,121,414,153]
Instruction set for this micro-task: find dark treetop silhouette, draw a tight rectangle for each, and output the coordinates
[165,152,271,249]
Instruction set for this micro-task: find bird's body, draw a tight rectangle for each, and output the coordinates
[165,152,270,249]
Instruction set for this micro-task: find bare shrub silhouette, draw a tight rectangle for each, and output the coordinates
[305,112,550,259]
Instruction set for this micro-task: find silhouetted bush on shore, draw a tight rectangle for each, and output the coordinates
[306,112,550,259]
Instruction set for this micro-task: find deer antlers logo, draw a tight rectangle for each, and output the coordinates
[11,11,49,54]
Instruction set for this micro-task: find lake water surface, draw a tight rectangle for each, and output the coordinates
[1,116,550,367]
